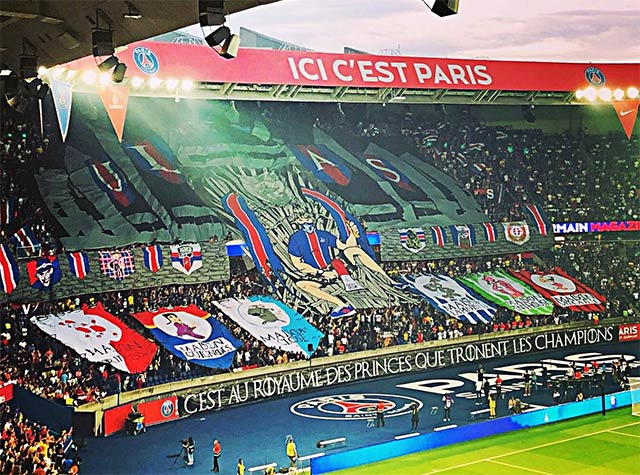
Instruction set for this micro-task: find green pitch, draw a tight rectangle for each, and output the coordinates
[329,409,640,475]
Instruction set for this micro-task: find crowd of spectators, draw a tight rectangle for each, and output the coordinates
[0,405,78,475]
[1,102,638,408]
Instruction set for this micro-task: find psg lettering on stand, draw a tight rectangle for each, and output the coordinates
[179,325,617,415]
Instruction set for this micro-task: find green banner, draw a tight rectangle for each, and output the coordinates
[458,268,554,315]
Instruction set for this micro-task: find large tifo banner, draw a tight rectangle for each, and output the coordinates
[213,296,324,358]
[398,273,496,324]
[459,268,554,316]
[131,305,241,369]
[510,267,606,313]
[30,303,157,373]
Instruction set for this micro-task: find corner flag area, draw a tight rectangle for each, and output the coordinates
[330,409,640,475]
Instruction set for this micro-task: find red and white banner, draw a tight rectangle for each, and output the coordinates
[30,303,157,373]
[98,85,129,142]
[0,383,13,403]
[619,323,640,342]
[66,41,640,93]
[510,267,606,313]
[612,100,639,140]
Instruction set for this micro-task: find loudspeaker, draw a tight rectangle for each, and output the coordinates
[92,29,114,57]
[431,0,459,17]
[219,34,240,59]
[204,25,230,48]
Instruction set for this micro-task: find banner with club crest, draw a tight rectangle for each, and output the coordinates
[458,268,554,316]
[398,273,496,324]
[132,304,241,369]
[509,267,606,313]
[213,296,324,358]
[30,303,157,373]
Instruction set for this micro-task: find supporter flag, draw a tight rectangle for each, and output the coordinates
[132,305,241,369]
[67,251,89,280]
[0,243,19,295]
[170,243,202,275]
[143,244,163,273]
[503,221,530,246]
[10,226,41,257]
[30,303,157,373]
[510,267,606,313]
[99,250,135,281]
[399,228,426,253]
[459,268,554,316]
[398,273,496,324]
[50,79,73,142]
[449,224,476,249]
[525,204,552,236]
[26,256,62,291]
[301,187,376,260]
[1,198,14,226]
[482,222,498,242]
[431,226,447,247]
[222,193,287,292]
[213,296,324,358]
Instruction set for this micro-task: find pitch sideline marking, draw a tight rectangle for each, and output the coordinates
[421,420,640,474]
[488,459,554,475]
[608,429,640,439]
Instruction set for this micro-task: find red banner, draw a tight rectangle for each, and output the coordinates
[619,323,640,342]
[66,41,640,92]
[510,267,606,313]
[98,85,129,143]
[103,395,179,436]
[0,383,13,403]
[612,100,639,139]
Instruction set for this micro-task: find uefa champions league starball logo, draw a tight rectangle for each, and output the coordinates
[133,46,159,75]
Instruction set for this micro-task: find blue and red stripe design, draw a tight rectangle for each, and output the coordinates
[482,222,498,242]
[143,244,163,273]
[67,251,89,280]
[10,226,41,257]
[222,193,285,281]
[0,243,19,295]
[525,204,551,236]
[301,187,376,260]
[430,226,447,247]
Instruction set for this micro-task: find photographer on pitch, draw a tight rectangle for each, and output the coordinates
[180,437,195,466]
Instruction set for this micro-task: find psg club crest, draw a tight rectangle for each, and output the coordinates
[399,228,426,253]
[584,66,606,87]
[170,243,203,275]
[132,46,160,75]
[27,256,62,291]
[503,221,530,246]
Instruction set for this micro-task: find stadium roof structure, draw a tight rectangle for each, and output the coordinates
[61,40,640,107]
[0,0,280,73]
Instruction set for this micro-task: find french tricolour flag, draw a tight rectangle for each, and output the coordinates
[67,251,89,280]
[431,226,447,247]
[0,243,20,295]
[143,244,163,273]
[482,222,498,242]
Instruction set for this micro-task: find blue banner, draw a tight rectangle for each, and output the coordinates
[132,304,241,369]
